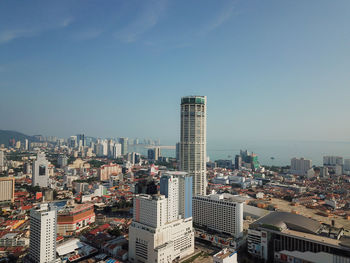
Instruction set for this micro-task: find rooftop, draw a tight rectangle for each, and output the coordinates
[194,193,244,203]
[251,211,322,234]
[213,248,237,259]
[181,96,206,105]
[162,171,189,177]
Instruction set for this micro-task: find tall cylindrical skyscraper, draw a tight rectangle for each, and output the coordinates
[180,96,207,196]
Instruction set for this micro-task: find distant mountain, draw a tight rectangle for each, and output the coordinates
[0,130,38,146]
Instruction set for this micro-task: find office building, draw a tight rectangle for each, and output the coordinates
[129,194,194,263]
[235,155,242,170]
[110,142,122,159]
[119,137,128,155]
[95,141,104,157]
[0,177,15,202]
[15,140,21,149]
[320,166,329,178]
[57,155,68,168]
[177,173,193,219]
[216,159,234,170]
[127,152,141,165]
[24,139,29,151]
[68,136,77,148]
[176,142,180,161]
[193,193,243,238]
[248,211,350,262]
[76,134,85,147]
[147,149,155,161]
[29,203,57,263]
[344,159,350,175]
[160,171,193,220]
[32,152,50,188]
[0,150,4,169]
[99,163,122,181]
[160,173,179,222]
[323,156,343,166]
[148,147,161,162]
[290,158,312,176]
[180,96,207,196]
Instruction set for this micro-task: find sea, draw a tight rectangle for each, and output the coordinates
[129,140,350,167]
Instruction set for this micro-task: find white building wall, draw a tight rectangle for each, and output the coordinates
[129,218,194,263]
[290,158,312,176]
[32,152,50,188]
[193,194,243,238]
[180,96,207,196]
[130,193,194,263]
[29,204,57,263]
[133,195,167,228]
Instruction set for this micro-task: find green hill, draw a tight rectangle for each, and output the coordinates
[0,130,38,146]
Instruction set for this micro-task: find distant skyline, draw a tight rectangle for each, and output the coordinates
[1,0,350,144]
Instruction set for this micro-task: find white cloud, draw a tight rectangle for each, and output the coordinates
[199,0,236,36]
[0,29,35,44]
[0,17,74,44]
[61,17,74,28]
[115,0,168,43]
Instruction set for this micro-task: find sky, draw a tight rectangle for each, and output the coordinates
[1,0,350,145]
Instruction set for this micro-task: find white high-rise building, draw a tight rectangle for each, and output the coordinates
[323,156,343,166]
[0,150,4,168]
[160,171,193,220]
[344,159,350,175]
[32,152,49,188]
[193,193,244,238]
[119,137,128,155]
[160,173,179,222]
[102,139,108,156]
[290,157,312,176]
[29,203,57,263]
[0,177,15,202]
[129,194,194,263]
[127,152,141,165]
[180,96,207,196]
[68,136,77,148]
[110,142,122,159]
[24,139,29,151]
[95,142,104,157]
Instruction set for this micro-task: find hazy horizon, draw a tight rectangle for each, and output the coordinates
[1,0,350,144]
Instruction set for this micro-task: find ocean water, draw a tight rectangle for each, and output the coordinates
[129,140,350,166]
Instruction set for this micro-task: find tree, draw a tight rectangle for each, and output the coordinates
[108,227,121,237]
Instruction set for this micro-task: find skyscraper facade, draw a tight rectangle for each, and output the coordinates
[147,147,161,162]
[0,150,4,168]
[160,171,192,219]
[193,193,243,238]
[29,203,57,263]
[0,177,15,202]
[290,157,312,176]
[76,134,85,147]
[32,152,50,188]
[129,194,194,263]
[119,137,128,155]
[180,96,207,196]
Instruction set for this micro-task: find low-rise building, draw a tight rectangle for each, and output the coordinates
[99,164,122,181]
[247,211,350,262]
[57,203,95,236]
[0,232,29,247]
[213,248,237,263]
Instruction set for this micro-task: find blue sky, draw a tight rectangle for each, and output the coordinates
[1,0,350,144]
